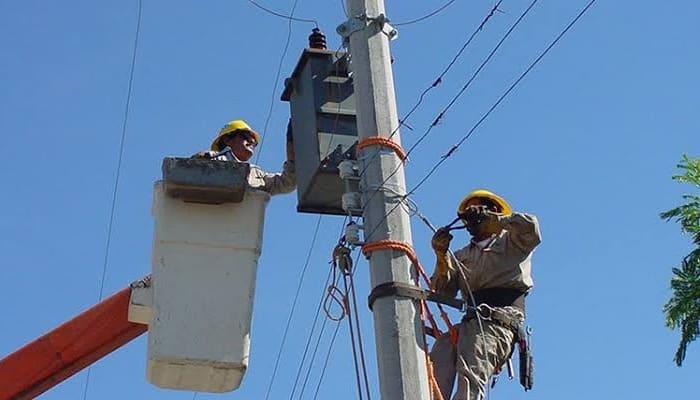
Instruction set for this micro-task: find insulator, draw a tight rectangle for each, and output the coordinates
[345,222,363,245]
[308,28,327,49]
[338,160,357,180]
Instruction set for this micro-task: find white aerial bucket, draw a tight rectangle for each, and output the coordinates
[147,182,270,392]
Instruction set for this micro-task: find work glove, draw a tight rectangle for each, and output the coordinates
[191,151,212,159]
[286,120,295,162]
[430,268,454,292]
[431,227,453,254]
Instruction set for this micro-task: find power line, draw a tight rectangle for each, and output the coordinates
[288,217,348,399]
[81,0,143,399]
[246,0,319,26]
[408,0,598,196]
[311,251,363,400]
[356,0,504,179]
[365,0,597,242]
[359,0,538,215]
[254,0,303,164]
[263,214,324,400]
[393,0,459,26]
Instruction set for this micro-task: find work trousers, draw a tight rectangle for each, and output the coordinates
[429,317,516,400]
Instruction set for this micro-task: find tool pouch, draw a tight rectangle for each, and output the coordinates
[517,324,534,391]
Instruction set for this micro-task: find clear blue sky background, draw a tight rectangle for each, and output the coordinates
[1,0,698,399]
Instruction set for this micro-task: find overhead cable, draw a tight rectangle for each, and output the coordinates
[393,0,459,26]
[360,0,538,211]
[254,0,303,164]
[408,0,598,195]
[82,0,143,399]
[364,0,598,242]
[246,0,319,26]
[289,217,348,399]
[311,252,363,400]
[357,0,505,179]
[263,214,324,400]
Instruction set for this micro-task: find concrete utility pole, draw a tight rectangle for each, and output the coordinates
[342,0,431,399]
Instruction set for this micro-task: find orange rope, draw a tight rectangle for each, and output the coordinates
[357,136,407,161]
[362,239,453,400]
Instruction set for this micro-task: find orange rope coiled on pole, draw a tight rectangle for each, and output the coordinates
[356,136,407,161]
[361,239,453,400]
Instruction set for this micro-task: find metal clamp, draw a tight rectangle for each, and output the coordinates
[476,303,494,321]
[336,13,398,41]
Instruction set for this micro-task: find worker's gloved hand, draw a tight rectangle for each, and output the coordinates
[191,151,211,159]
[430,267,453,291]
[431,227,453,254]
[286,120,295,162]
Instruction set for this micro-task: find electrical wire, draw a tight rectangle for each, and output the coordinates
[254,0,303,164]
[408,0,598,196]
[263,214,324,400]
[311,252,363,400]
[359,0,538,216]
[364,0,597,248]
[288,217,348,399]
[81,1,142,399]
[246,0,319,26]
[393,0,459,26]
[356,0,504,180]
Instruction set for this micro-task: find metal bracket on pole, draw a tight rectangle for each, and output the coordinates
[336,13,399,41]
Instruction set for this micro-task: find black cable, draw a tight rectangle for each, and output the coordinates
[356,0,504,179]
[346,268,372,399]
[255,0,302,164]
[393,0,459,26]
[408,0,597,196]
[311,320,343,400]
[364,0,598,241]
[342,273,365,400]
[81,1,142,399]
[311,252,362,400]
[263,214,324,400]
[246,0,318,26]
[359,0,538,218]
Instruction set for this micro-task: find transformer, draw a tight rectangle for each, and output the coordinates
[282,45,360,216]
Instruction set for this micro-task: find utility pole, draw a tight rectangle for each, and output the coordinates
[341,0,431,399]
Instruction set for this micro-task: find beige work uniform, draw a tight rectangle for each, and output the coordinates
[206,151,296,196]
[430,213,541,400]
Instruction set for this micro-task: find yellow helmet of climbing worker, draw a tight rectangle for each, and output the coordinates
[457,189,512,216]
[210,119,261,151]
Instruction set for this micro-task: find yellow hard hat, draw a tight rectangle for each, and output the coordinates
[457,189,512,216]
[210,119,261,151]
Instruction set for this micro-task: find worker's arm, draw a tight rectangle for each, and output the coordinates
[260,160,296,195]
[430,228,458,297]
[498,212,541,253]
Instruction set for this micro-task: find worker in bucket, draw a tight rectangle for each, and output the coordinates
[194,119,296,195]
[429,189,541,400]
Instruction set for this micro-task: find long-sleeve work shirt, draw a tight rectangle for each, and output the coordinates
[434,212,542,299]
[204,151,296,196]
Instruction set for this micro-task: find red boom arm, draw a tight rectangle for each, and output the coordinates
[0,286,147,400]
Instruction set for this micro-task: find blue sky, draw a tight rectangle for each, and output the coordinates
[1,0,698,399]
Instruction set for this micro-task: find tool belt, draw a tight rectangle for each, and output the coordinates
[465,287,527,314]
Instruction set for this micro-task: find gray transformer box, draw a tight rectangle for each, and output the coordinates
[282,48,360,216]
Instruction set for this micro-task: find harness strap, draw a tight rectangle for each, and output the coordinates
[368,282,464,311]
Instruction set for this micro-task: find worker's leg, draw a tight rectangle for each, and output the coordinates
[429,326,459,399]
[452,320,514,400]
